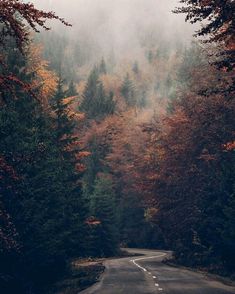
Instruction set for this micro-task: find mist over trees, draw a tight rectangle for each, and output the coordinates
[0,0,234,293]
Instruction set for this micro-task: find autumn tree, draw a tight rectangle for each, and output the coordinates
[0,0,70,94]
[143,56,235,272]
[175,0,235,70]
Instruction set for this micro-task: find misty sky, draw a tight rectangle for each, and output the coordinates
[32,0,195,59]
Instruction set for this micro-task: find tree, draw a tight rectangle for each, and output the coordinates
[50,76,88,258]
[132,61,139,75]
[88,174,118,257]
[120,73,136,107]
[144,82,235,272]
[147,50,154,64]
[0,92,69,292]
[99,57,107,75]
[80,67,115,120]
[66,80,78,97]
[137,89,148,108]
[0,0,71,93]
[175,0,235,70]
[0,39,87,293]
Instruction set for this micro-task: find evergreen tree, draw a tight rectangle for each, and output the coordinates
[132,61,139,75]
[50,77,87,258]
[0,42,86,292]
[99,57,107,75]
[66,80,78,97]
[121,73,136,107]
[137,89,147,108]
[51,76,75,148]
[0,93,69,291]
[147,50,153,64]
[88,175,119,257]
[80,67,115,120]
[104,91,116,115]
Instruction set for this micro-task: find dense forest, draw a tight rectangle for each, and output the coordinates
[0,0,234,293]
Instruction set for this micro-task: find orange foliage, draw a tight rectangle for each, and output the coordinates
[28,45,58,107]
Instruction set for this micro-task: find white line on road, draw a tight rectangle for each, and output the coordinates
[131,253,167,292]
[133,253,167,262]
[132,259,147,271]
[131,253,166,273]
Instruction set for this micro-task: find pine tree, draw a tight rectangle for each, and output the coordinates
[66,80,78,97]
[50,77,87,258]
[80,67,115,120]
[137,89,147,108]
[99,57,107,75]
[132,61,139,75]
[0,93,68,290]
[121,73,136,107]
[88,175,119,257]
[147,50,153,64]
[51,76,75,148]
[0,42,85,292]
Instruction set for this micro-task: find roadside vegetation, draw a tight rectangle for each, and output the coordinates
[0,1,234,293]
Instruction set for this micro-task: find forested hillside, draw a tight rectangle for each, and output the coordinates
[0,0,234,293]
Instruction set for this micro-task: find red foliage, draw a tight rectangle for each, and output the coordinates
[0,0,71,99]
[0,0,71,51]
[175,0,235,70]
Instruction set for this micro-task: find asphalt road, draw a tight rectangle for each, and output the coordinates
[80,248,235,294]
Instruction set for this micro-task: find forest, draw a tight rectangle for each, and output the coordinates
[0,0,234,293]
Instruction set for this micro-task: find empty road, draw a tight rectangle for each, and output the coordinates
[81,249,235,294]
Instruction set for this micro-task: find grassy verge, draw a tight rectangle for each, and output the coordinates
[47,259,105,294]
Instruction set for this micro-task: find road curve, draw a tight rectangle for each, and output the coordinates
[80,248,235,294]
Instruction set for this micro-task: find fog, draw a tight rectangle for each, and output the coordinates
[32,0,195,59]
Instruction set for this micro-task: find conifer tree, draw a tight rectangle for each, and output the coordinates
[99,57,107,75]
[88,175,118,257]
[132,61,139,75]
[80,67,115,120]
[50,77,87,257]
[121,73,136,107]
[147,50,153,64]
[66,80,78,97]
[0,42,85,292]
[137,89,147,108]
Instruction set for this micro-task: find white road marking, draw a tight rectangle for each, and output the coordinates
[132,259,147,272]
[133,253,167,262]
[131,253,166,273]
[130,253,166,292]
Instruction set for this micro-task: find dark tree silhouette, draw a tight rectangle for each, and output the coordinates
[175,0,235,70]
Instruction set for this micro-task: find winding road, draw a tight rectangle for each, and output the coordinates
[81,249,235,294]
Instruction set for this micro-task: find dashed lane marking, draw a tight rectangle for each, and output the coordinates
[130,253,167,292]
